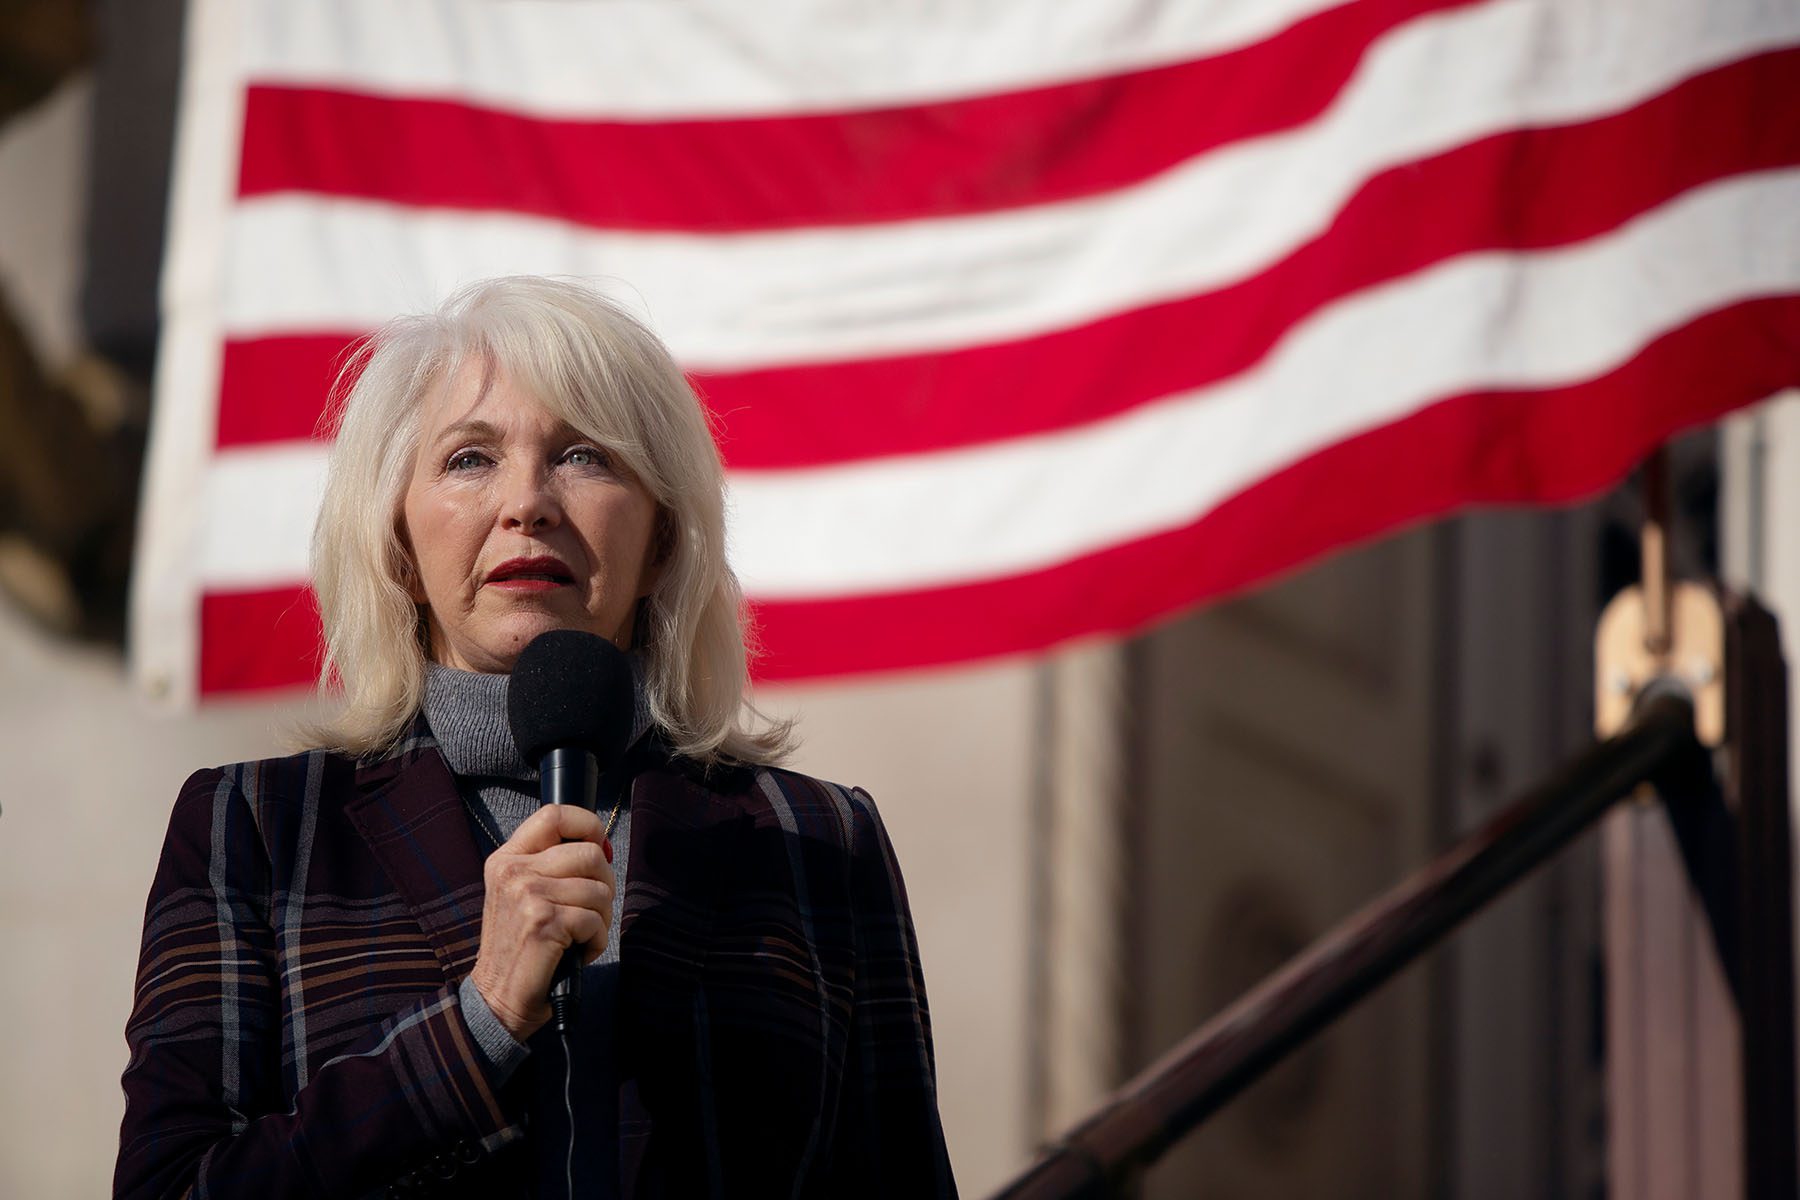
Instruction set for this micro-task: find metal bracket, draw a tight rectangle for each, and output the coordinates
[1594,581,1724,746]
[1595,448,1723,747]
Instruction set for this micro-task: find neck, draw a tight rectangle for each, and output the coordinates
[421,655,656,781]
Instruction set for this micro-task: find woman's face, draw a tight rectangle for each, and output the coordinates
[401,360,661,673]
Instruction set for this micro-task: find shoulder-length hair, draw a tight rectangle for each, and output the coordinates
[307,275,793,766]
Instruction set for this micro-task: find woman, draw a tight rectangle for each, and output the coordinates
[116,277,957,1198]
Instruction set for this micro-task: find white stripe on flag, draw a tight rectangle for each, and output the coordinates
[216,0,1798,368]
[195,170,1800,596]
[240,0,1355,116]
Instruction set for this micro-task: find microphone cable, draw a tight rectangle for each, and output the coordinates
[559,1023,577,1200]
[506,631,637,1199]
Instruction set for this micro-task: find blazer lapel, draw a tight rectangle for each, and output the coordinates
[344,727,489,979]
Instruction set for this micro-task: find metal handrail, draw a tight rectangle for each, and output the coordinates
[991,686,1707,1199]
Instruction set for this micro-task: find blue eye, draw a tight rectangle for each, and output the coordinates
[446,450,487,471]
[564,445,609,468]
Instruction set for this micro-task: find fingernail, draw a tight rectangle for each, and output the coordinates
[602,838,614,864]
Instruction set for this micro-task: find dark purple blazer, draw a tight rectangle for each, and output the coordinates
[115,721,957,1198]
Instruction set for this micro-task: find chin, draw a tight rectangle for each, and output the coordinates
[496,615,613,659]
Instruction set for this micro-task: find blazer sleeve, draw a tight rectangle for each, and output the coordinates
[115,767,520,1199]
[820,786,959,1198]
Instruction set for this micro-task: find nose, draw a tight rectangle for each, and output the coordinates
[498,463,562,533]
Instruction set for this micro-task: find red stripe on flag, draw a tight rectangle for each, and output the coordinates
[195,297,1800,694]
[216,332,365,446]
[237,0,1475,230]
[746,295,1800,679]
[198,585,323,695]
[215,50,1800,456]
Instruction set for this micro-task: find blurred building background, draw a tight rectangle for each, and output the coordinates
[2,3,1797,1197]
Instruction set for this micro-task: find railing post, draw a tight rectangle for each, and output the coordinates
[1597,576,1738,1200]
[1600,766,1742,1197]
[1600,589,1796,1199]
[1723,594,1796,1199]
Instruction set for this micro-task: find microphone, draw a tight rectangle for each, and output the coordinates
[508,630,635,1034]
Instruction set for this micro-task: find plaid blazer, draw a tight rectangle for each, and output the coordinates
[115,722,957,1199]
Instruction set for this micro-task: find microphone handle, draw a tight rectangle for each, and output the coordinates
[540,747,599,1033]
[541,745,600,810]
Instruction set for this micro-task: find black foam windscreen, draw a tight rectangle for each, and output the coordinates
[507,630,636,766]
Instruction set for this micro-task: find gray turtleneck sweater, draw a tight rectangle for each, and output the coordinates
[423,661,652,1196]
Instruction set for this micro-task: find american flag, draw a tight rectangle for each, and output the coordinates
[133,0,1800,702]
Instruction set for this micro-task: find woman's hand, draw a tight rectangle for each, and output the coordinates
[468,803,616,1041]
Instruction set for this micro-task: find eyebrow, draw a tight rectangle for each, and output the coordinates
[429,418,504,446]
[427,416,596,448]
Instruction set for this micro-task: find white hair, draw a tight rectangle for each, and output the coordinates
[306,275,793,766]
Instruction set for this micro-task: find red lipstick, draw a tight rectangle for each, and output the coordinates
[485,556,575,591]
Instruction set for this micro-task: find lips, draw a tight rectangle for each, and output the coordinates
[485,556,575,586]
